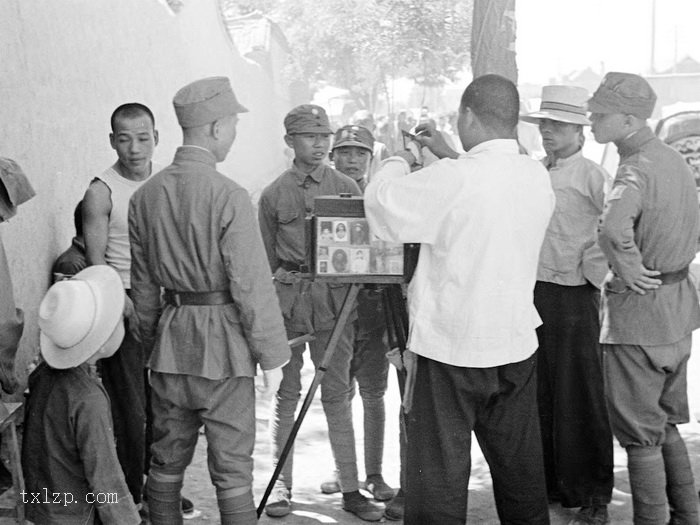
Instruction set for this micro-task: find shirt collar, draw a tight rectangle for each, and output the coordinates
[545,149,583,170]
[291,161,326,185]
[467,139,520,156]
[174,145,218,167]
[617,126,655,159]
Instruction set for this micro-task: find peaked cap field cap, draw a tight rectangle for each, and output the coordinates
[587,72,657,119]
[284,104,332,135]
[0,157,35,222]
[332,125,374,153]
[173,76,248,128]
[521,85,591,126]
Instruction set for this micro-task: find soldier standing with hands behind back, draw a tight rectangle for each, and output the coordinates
[590,72,700,524]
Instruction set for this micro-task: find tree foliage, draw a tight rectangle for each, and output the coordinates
[221,0,472,110]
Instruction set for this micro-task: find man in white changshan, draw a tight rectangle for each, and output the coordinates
[364,74,555,525]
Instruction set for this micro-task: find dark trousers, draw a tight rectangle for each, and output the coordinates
[405,354,549,525]
[534,281,614,508]
[99,315,147,504]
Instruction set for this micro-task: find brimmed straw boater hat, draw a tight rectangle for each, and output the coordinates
[39,265,125,369]
[521,85,591,126]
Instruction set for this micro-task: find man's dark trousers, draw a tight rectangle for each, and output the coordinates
[405,354,550,524]
[535,281,614,508]
[99,315,147,504]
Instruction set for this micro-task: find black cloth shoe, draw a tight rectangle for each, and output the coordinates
[384,488,405,521]
[342,490,384,522]
[365,474,395,501]
[568,505,610,525]
[181,496,202,519]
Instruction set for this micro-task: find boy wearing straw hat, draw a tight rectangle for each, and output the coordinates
[521,85,613,525]
[22,265,140,524]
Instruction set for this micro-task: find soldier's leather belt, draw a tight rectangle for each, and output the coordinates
[163,289,233,307]
[278,260,309,273]
[657,266,689,285]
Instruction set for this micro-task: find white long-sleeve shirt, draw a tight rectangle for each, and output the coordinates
[364,139,555,368]
[537,151,610,288]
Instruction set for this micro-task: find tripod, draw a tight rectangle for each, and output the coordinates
[256,281,409,516]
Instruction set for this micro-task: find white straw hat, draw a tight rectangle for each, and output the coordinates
[39,265,125,369]
[521,85,591,126]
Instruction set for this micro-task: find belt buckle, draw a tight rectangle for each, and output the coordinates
[173,292,182,307]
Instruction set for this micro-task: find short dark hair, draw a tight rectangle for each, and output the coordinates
[74,200,83,237]
[110,103,155,132]
[459,74,519,134]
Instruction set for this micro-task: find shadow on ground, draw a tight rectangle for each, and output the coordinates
[8,334,700,524]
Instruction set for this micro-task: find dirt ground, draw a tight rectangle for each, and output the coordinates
[8,337,700,524]
[176,341,700,525]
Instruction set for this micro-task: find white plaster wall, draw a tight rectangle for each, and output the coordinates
[0,0,291,386]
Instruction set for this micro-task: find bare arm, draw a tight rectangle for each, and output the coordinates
[82,179,111,266]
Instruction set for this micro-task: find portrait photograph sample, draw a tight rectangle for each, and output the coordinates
[5,0,700,524]
[333,220,349,243]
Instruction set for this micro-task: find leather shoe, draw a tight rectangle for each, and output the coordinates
[342,491,384,522]
[365,474,395,501]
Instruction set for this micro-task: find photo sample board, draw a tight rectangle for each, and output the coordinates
[311,196,409,284]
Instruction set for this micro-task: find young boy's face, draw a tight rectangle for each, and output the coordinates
[331,146,372,181]
[285,132,331,172]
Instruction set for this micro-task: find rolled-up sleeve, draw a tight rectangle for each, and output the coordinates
[222,189,290,370]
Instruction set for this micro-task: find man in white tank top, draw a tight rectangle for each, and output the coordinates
[82,104,196,518]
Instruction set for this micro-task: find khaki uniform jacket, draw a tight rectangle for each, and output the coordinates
[258,163,361,333]
[599,127,700,345]
[129,146,290,379]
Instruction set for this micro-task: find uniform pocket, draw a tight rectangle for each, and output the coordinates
[278,209,299,224]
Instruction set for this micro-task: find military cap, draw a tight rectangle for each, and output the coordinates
[284,104,332,135]
[0,157,35,222]
[587,72,657,119]
[173,76,248,128]
[332,125,374,153]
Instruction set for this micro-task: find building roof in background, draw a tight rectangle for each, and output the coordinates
[222,10,290,59]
